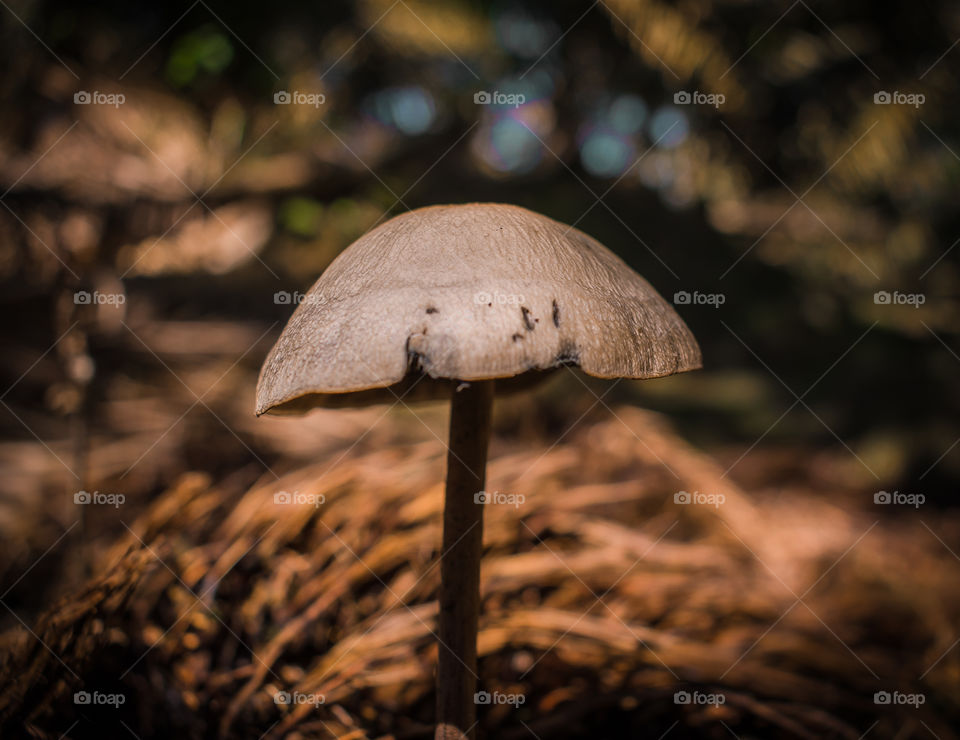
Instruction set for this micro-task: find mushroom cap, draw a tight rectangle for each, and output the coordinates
[256,203,701,415]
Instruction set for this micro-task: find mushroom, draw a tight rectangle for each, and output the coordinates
[256,203,701,739]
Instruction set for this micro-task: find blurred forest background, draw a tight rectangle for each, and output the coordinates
[1,0,959,738]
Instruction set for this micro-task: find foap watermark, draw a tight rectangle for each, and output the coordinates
[274,690,325,706]
[74,490,125,508]
[74,690,126,707]
[274,90,326,108]
[874,290,924,308]
[474,490,524,509]
[474,690,525,707]
[274,491,325,508]
[874,91,925,108]
[874,690,925,707]
[474,291,525,306]
[874,490,924,508]
[474,90,525,108]
[674,490,725,509]
[74,90,125,108]
[674,690,726,706]
[674,290,725,308]
[274,290,307,305]
[674,90,725,109]
[74,290,125,306]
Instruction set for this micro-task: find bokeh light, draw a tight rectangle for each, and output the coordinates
[366,86,437,135]
[649,105,689,148]
[472,75,556,175]
[580,128,635,178]
[480,115,543,174]
[608,94,648,135]
[494,9,558,59]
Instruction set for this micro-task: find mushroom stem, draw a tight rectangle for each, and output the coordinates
[436,379,494,740]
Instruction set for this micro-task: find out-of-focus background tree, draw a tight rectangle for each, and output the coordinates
[1,0,959,737]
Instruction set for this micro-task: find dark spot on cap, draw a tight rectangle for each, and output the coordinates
[521,306,535,331]
[554,340,579,365]
[511,333,523,342]
[552,300,560,328]
[405,337,427,371]
[426,306,438,314]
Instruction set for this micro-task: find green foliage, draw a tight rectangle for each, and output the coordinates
[166,25,234,87]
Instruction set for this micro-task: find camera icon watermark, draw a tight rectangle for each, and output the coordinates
[274,490,325,508]
[473,90,525,108]
[874,690,925,707]
[873,91,924,108]
[474,490,525,509]
[873,490,924,508]
[673,290,725,308]
[274,690,325,706]
[74,490,125,508]
[274,290,310,305]
[873,290,924,308]
[673,90,725,109]
[473,690,525,707]
[74,90,125,108]
[474,291,525,306]
[74,290,126,306]
[274,90,326,108]
[674,490,725,509]
[74,690,126,707]
[674,690,725,706]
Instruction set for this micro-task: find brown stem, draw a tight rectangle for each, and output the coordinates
[435,379,494,740]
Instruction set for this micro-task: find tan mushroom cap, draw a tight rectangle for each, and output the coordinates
[256,203,701,415]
